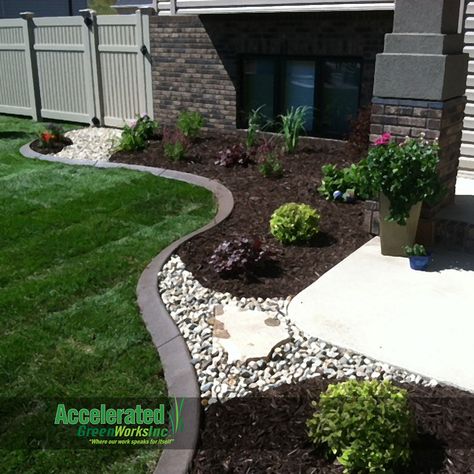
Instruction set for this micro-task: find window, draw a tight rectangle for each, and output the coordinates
[319,60,361,137]
[243,58,276,122]
[240,56,362,139]
[284,60,316,132]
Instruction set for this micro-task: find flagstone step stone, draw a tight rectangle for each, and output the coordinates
[212,304,291,363]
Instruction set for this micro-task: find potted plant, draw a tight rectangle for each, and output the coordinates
[365,133,442,256]
[405,244,431,271]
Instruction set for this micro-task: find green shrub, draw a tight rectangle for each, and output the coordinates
[307,380,413,473]
[318,160,374,202]
[136,113,158,140]
[270,203,320,244]
[280,106,310,153]
[257,139,283,178]
[259,155,283,179]
[163,128,190,161]
[118,114,158,152]
[177,111,204,139]
[118,125,146,151]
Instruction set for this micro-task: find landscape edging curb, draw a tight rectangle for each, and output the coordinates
[20,142,234,474]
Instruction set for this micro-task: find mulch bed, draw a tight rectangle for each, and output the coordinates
[111,134,474,473]
[30,137,72,155]
[111,132,370,298]
[192,378,474,474]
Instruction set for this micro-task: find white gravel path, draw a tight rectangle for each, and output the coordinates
[158,255,438,404]
[50,127,121,162]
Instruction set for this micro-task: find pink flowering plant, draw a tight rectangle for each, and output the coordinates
[366,133,443,224]
[374,132,392,146]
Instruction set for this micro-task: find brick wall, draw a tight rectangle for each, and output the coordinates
[370,96,466,217]
[150,12,393,130]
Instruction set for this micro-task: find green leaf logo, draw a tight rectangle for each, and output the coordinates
[168,397,184,434]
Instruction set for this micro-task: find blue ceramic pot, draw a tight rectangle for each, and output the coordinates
[409,254,432,271]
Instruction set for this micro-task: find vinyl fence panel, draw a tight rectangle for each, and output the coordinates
[97,11,153,127]
[33,16,92,122]
[0,10,153,127]
[0,18,36,117]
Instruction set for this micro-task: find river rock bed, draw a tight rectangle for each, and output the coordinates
[51,127,121,162]
[158,255,438,404]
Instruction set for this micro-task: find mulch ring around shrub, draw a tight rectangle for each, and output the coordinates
[191,377,474,474]
[110,132,370,298]
[30,137,73,155]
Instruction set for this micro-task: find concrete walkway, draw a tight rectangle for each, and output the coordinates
[288,237,474,392]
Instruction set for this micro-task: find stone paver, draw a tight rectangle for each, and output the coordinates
[213,304,291,363]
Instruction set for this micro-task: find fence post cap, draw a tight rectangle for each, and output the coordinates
[20,12,35,19]
[79,9,96,18]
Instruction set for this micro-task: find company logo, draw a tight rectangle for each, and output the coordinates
[53,397,184,447]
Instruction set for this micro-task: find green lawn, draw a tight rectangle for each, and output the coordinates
[0,116,216,473]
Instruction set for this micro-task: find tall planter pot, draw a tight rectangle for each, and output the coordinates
[379,194,422,256]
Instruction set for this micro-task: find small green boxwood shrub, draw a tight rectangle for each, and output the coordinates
[163,128,190,161]
[118,114,158,152]
[177,110,204,139]
[209,236,274,277]
[307,380,413,473]
[270,203,320,244]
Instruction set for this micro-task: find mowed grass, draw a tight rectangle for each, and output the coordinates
[0,116,216,473]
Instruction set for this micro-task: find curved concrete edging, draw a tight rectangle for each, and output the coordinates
[20,142,234,474]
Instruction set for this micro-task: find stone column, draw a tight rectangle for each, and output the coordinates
[371,0,468,217]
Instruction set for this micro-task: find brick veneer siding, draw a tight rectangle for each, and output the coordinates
[150,12,393,131]
[370,96,466,217]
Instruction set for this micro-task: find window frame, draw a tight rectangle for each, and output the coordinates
[238,54,363,139]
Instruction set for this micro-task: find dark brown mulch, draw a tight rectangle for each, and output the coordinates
[192,378,474,474]
[111,132,370,298]
[30,137,72,155]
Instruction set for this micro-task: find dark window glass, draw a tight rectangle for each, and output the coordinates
[319,60,361,137]
[243,58,276,122]
[240,56,361,139]
[284,60,316,132]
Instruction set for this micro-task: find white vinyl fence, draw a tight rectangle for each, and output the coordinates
[0,10,153,127]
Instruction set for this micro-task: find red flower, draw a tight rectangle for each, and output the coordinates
[41,132,54,143]
[374,132,392,146]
